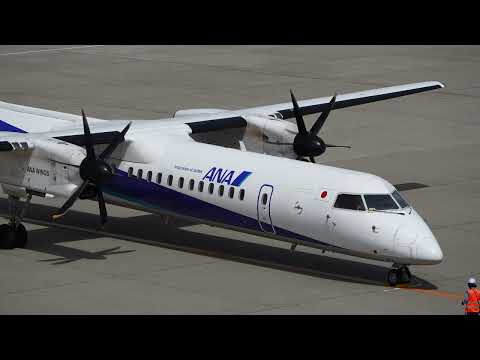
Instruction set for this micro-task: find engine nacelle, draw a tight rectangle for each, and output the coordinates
[243,115,298,159]
[34,137,86,167]
[14,138,86,198]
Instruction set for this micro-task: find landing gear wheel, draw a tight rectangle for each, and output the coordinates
[14,224,27,248]
[0,194,32,250]
[0,223,28,249]
[0,224,16,249]
[387,269,399,287]
[398,266,411,284]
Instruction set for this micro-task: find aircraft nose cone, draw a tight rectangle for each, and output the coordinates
[416,237,443,264]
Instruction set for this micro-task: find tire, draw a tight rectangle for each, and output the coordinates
[405,267,412,279]
[14,224,27,248]
[0,224,16,249]
[387,270,398,287]
[399,266,411,283]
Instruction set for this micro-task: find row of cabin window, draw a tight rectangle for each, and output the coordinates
[127,167,245,201]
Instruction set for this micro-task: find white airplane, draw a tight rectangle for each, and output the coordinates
[0,81,444,286]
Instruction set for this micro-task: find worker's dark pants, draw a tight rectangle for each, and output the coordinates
[465,312,479,315]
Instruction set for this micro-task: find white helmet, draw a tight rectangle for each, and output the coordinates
[468,278,476,285]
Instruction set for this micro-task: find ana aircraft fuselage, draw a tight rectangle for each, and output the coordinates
[0,81,446,285]
[1,129,442,266]
[108,138,443,266]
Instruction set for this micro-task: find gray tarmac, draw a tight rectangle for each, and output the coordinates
[0,45,478,314]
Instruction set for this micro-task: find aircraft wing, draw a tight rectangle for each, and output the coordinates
[160,81,445,140]
[0,81,444,144]
[0,100,107,134]
[240,81,445,118]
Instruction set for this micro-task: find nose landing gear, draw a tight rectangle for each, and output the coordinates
[387,265,412,286]
[0,194,31,249]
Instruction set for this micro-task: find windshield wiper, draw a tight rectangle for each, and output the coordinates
[368,208,405,216]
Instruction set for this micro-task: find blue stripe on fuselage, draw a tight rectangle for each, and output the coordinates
[103,169,336,248]
[0,117,336,249]
[0,119,27,133]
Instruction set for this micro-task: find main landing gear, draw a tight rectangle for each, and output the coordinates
[0,194,31,249]
[387,264,412,286]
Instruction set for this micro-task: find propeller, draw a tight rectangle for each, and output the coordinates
[277,90,351,163]
[52,110,131,226]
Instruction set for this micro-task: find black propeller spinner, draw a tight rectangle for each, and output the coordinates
[52,110,131,226]
[288,90,350,163]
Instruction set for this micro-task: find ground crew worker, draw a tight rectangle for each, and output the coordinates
[462,278,480,315]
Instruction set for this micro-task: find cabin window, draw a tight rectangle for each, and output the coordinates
[218,185,224,197]
[239,189,245,201]
[208,183,214,194]
[364,194,399,210]
[20,142,28,150]
[198,181,204,192]
[178,177,184,188]
[167,175,173,186]
[392,190,409,209]
[189,179,195,191]
[228,187,235,199]
[147,171,152,182]
[334,194,365,211]
[137,169,143,179]
[128,167,134,177]
[12,142,20,150]
[157,173,162,184]
[261,193,268,205]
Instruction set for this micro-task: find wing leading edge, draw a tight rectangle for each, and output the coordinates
[179,81,444,136]
[241,81,445,119]
[0,81,444,140]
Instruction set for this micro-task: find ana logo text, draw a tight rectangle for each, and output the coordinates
[202,167,252,187]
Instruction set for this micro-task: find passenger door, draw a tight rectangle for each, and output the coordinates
[257,184,275,234]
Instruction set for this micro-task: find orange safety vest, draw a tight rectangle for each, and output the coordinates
[465,288,480,313]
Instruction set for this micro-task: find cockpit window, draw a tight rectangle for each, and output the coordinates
[392,190,409,208]
[364,194,399,210]
[334,194,365,211]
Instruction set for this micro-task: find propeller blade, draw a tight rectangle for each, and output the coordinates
[310,93,337,136]
[82,109,96,160]
[325,144,351,149]
[290,90,308,135]
[309,156,316,163]
[97,186,108,226]
[99,122,131,160]
[52,180,90,220]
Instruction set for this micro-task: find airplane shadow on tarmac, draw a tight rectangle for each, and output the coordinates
[0,199,437,290]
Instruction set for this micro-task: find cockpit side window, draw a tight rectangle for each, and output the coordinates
[392,190,409,208]
[364,194,399,210]
[334,194,365,211]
